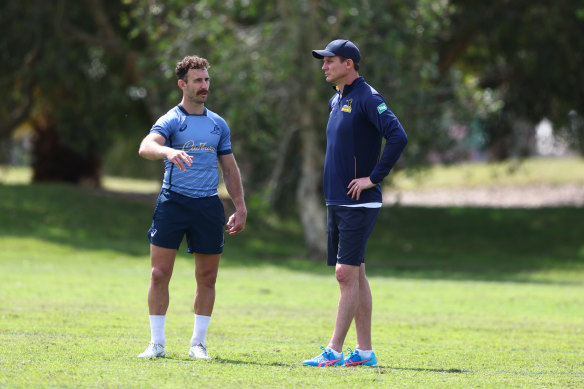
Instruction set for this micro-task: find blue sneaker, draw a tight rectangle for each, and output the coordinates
[302,346,344,367]
[343,348,378,367]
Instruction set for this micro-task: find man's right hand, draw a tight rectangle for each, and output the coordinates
[166,149,193,172]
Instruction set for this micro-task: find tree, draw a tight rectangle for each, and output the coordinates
[0,0,151,185]
[437,0,584,158]
[0,0,463,257]
[120,0,332,257]
[3,1,582,259]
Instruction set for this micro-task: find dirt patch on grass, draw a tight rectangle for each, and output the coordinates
[101,184,584,209]
[384,184,584,208]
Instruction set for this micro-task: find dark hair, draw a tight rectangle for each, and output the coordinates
[176,56,211,81]
[340,56,359,71]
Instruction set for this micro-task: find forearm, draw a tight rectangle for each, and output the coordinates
[138,140,172,160]
[223,167,246,213]
[370,127,408,184]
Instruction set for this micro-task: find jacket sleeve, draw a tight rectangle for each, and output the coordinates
[365,94,408,184]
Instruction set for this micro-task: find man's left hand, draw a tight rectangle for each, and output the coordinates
[347,177,375,200]
[225,209,247,235]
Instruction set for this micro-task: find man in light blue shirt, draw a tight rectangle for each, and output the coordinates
[137,55,247,360]
[150,104,233,198]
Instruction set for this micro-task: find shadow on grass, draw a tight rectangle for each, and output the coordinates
[223,204,584,283]
[158,356,471,373]
[212,357,289,367]
[154,355,289,367]
[386,366,470,374]
[1,184,583,283]
[0,184,152,256]
[177,358,470,372]
[157,356,467,372]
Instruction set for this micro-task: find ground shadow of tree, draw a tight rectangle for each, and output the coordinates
[1,184,583,283]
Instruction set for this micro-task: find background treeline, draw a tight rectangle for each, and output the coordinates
[1,0,583,256]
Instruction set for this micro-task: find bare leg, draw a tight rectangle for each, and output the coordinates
[328,263,360,353]
[193,253,221,316]
[148,245,177,315]
[354,264,372,350]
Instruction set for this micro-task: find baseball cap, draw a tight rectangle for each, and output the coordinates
[312,39,361,63]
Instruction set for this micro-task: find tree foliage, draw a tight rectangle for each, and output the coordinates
[1,0,153,184]
[1,0,583,256]
[438,0,584,157]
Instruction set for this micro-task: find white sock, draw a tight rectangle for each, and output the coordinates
[326,347,343,358]
[149,315,166,346]
[191,314,211,347]
[356,349,373,358]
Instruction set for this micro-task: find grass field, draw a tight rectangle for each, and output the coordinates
[2,156,584,192]
[1,161,583,387]
[390,157,584,190]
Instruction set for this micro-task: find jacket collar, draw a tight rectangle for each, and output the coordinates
[332,76,365,99]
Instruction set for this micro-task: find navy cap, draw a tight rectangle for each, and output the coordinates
[312,39,361,63]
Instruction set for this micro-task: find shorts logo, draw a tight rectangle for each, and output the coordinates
[377,103,388,114]
[150,229,157,237]
[341,98,353,113]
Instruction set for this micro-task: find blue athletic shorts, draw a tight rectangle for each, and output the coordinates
[327,205,380,266]
[147,189,225,254]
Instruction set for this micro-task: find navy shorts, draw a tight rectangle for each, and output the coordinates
[327,205,380,267]
[147,189,225,254]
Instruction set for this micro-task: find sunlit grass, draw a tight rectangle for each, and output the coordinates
[0,165,231,196]
[2,240,583,388]
[0,165,31,184]
[102,175,161,193]
[0,164,160,193]
[4,157,584,195]
[0,184,583,387]
[390,157,584,190]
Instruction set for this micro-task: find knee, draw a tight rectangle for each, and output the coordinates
[196,268,218,288]
[335,267,357,285]
[151,266,172,285]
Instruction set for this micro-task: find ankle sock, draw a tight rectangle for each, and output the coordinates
[191,314,211,347]
[326,347,343,358]
[356,349,373,358]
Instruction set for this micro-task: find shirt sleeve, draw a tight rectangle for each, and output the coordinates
[217,118,233,155]
[365,94,408,184]
[150,113,181,145]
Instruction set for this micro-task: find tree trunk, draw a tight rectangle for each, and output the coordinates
[288,0,327,260]
[31,114,101,187]
[296,125,326,260]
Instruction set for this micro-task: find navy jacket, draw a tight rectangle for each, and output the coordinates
[324,77,408,205]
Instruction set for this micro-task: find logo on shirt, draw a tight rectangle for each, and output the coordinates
[377,103,388,114]
[182,140,217,153]
[211,124,221,135]
[179,123,187,132]
[341,98,353,113]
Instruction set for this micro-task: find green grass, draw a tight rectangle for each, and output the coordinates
[390,157,584,190]
[4,156,584,194]
[0,165,161,194]
[1,179,584,387]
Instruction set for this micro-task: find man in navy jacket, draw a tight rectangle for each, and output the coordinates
[302,39,408,367]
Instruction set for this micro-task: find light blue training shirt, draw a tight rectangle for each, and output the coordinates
[150,105,232,198]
